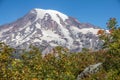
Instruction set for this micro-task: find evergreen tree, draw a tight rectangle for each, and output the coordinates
[100,18,120,73]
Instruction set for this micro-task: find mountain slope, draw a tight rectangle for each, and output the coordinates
[0,8,102,53]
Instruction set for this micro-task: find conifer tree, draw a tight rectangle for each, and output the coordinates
[100,18,120,73]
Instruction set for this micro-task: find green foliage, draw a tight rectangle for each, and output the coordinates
[0,44,102,80]
[106,18,118,30]
[0,18,120,80]
[0,42,14,78]
[0,43,120,79]
[100,18,120,77]
[82,48,90,53]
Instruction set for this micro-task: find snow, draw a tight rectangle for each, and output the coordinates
[15,33,21,42]
[11,34,17,41]
[18,22,31,31]
[58,26,73,47]
[0,8,103,51]
[79,28,100,34]
[70,26,81,36]
[25,26,31,33]
[0,27,13,36]
[50,43,58,47]
[41,29,60,42]
[35,23,41,29]
[16,35,20,40]
[33,38,41,42]
[39,28,67,47]
[32,8,68,26]
[69,26,99,37]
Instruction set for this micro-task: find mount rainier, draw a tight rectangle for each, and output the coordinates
[0,8,102,53]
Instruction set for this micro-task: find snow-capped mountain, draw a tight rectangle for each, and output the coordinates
[0,8,102,53]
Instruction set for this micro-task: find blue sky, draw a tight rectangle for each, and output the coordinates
[0,0,120,29]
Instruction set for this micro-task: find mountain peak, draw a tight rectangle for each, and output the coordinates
[30,8,68,22]
[0,8,101,53]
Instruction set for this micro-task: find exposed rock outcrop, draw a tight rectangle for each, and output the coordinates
[77,63,102,80]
